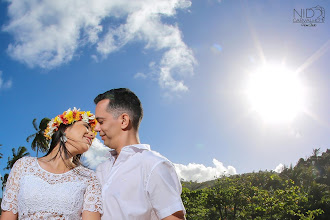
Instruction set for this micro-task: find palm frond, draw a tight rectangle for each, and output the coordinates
[39,118,51,130]
[1,173,9,191]
[32,118,38,131]
[26,133,36,142]
[31,138,37,151]
[6,146,30,170]
[27,118,51,156]
[0,144,3,159]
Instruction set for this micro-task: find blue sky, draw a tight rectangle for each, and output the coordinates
[0,0,329,195]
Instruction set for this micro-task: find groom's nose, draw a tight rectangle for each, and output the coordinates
[95,122,101,132]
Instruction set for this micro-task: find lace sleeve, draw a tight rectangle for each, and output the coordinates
[83,172,103,214]
[1,158,24,214]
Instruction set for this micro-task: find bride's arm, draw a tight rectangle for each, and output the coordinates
[82,210,101,220]
[0,211,18,220]
[82,171,103,219]
[1,159,25,220]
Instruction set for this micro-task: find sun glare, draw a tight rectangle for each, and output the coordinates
[246,64,305,123]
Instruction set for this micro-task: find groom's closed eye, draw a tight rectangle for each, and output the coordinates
[96,118,104,124]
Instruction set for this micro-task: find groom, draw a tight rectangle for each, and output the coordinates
[94,88,186,220]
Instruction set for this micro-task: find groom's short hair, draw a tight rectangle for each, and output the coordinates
[94,88,143,130]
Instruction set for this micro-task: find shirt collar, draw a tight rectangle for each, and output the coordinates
[109,144,151,159]
[126,144,151,151]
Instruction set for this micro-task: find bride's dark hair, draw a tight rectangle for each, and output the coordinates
[44,123,81,169]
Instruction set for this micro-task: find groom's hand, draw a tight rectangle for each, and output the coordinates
[162,211,185,220]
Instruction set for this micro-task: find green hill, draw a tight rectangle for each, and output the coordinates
[181,148,329,220]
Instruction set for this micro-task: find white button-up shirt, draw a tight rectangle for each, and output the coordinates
[96,144,185,220]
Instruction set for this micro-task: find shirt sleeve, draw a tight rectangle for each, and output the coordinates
[146,160,186,219]
[83,171,103,214]
[1,158,24,214]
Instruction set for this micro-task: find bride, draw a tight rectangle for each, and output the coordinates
[1,108,103,220]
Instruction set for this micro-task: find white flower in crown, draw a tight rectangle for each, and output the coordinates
[72,107,80,112]
[82,112,89,123]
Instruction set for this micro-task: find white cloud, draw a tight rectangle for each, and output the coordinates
[81,140,237,183]
[4,0,196,92]
[134,72,147,79]
[0,71,12,90]
[274,163,284,173]
[81,138,109,170]
[174,159,237,182]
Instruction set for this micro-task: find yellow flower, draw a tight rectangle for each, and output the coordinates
[65,111,74,124]
[55,116,62,124]
[74,111,81,120]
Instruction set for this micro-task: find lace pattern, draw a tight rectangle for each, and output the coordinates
[1,157,103,219]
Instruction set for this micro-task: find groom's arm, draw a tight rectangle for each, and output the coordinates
[147,161,186,220]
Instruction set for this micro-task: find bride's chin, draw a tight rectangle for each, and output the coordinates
[79,144,90,154]
[84,144,90,151]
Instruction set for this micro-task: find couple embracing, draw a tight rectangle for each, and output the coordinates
[1,88,185,220]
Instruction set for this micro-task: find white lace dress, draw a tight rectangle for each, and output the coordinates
[1,157,103,219]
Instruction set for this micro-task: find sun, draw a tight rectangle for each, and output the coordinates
[246,63,305,123]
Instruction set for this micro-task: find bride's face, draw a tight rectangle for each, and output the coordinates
[65,121,95,154]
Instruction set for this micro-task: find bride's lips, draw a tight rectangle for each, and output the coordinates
[85,137,92,145]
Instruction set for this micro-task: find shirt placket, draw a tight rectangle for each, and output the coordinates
[102,147,134,197]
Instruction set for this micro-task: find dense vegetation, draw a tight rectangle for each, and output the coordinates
[0,118,329,219]
[181,149,329,220]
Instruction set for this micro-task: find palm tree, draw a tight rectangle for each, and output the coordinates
[5,146,30,170]
[0,144,3,160]
[26,118,51,157]
[2,146,30,191]
[1,173,9,191]
[0,144,4,193]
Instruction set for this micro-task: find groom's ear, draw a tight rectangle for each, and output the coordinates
[120,113,130,130]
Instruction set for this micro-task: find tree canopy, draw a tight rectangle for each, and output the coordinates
[182,149,329,220]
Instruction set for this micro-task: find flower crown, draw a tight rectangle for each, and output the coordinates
[44,107,97,140]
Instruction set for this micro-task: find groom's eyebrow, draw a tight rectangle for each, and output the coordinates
[96,117,105,121]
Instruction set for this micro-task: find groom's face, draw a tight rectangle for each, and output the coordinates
[95,99,122,149]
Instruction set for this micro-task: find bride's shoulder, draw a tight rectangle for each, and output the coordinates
[76,165,94,172]
[75,166,97,179]
[15,156,36,166]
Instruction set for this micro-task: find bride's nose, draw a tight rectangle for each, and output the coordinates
[85,128,95,138]
[87,131,95,139]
